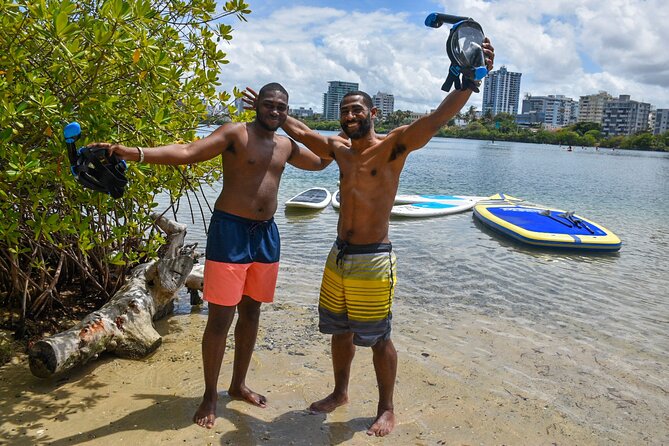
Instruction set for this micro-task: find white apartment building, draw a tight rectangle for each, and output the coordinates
[482,66,522,116]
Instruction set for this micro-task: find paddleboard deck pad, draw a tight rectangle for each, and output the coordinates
[473,194,621,251]
[391,196,478,218]
[285,187,331,209]
[395,194,486,204]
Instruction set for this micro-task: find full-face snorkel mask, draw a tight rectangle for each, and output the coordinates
[64,122,128,199]
[425,13,488,93]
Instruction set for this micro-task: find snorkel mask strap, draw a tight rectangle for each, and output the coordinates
[442,66,481,93]
[442,65,462,92]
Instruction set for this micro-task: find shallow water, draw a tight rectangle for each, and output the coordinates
[174,132,669,354]
[163,130,668,442]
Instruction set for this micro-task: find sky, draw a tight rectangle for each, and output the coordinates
[215,0,669,114]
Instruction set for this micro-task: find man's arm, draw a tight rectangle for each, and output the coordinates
[281,115,337,159]
[394,37,495,152]
[286,139,333,171]
[90,123,240,165]
[393,89,472,151]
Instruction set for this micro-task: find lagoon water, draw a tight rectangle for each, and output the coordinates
[165,130,668,442]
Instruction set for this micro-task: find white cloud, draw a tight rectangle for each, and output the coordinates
[437,0,669,104]
[217,1,669,115]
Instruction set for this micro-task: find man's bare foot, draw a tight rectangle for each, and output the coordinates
[308,393,348,414]
[367,409,395,437]
[193,395,217,429]
[228,385,267,408]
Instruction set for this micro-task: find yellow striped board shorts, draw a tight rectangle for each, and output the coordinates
[318,238,397,347]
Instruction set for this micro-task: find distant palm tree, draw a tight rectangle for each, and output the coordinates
[465,105,478,123]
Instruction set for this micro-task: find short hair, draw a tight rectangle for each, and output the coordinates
[341,91,373,110]
[258,82,289,101]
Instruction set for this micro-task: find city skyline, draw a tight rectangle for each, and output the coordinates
[287,74,661,136]
[216,0,669,113]
[227,74,666,137]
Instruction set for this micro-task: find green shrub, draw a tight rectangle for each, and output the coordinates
[0,0,251,319]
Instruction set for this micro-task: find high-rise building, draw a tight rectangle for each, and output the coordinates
[372,91,394,119]
[322,81,359,120]
[601,95,651,136]
[291,107,314,119]
[578,91,612,124]
[654,109,669,135]
[520,94,579,128]
[233,97,245,116]
[649,108,656,132]
[482,66,522,116]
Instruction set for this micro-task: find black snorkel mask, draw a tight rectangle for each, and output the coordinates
[64,122,128,199]
[425,12,488,93]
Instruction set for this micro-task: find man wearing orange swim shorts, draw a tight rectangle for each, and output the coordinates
[93,83,331,429]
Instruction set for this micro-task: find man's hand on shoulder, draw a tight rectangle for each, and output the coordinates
[334,131,352,148]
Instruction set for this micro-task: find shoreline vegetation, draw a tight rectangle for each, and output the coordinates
[0,0,252,356]
[306,113,669,152]
[203,113,669,152]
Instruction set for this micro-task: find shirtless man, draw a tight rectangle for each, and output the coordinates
[93,83,331,429]
[245,38,494,437]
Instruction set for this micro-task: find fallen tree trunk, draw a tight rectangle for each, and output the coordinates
[28,214,196,378]
[185,264,204,305]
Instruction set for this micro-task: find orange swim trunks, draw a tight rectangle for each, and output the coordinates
[203,210,280,307]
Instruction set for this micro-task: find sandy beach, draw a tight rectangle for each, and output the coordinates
[2,293,665,446]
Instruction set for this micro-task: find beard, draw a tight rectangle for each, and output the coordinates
[256,118,281,132]
[342,114,372,139]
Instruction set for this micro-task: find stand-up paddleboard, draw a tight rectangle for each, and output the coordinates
[285,187,331,209]
[395,194,487,204]
[331,190,341,209]
[391,196,478,218]
[473,193,621,251]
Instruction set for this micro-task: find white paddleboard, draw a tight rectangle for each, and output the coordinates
[285,187,331,209]
[394,194,487,204]
[331,190,341,209]
[391,197,478,218]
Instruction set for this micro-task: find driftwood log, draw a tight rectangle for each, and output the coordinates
[28,214,196,378]
[185,264,204,305]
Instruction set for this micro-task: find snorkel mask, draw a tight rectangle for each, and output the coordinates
[425,13,488,92]
[64,122,128,199]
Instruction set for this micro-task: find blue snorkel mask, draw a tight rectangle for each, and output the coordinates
[425,13,488,93]
[64,122,128,199]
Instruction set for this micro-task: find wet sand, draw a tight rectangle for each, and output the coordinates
[1,300,666,445]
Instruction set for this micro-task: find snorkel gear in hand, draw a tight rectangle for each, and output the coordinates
[64,122,128,199]
[425,12,488,93]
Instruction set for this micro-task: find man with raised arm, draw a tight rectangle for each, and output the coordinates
[245,39,494,437]
[92,83,331,429]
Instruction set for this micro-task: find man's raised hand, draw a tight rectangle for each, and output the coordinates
[242,87,258,110]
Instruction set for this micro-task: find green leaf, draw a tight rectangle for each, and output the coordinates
[46,213,60,226]
[0,128,12,142]
[55,11,68,36]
